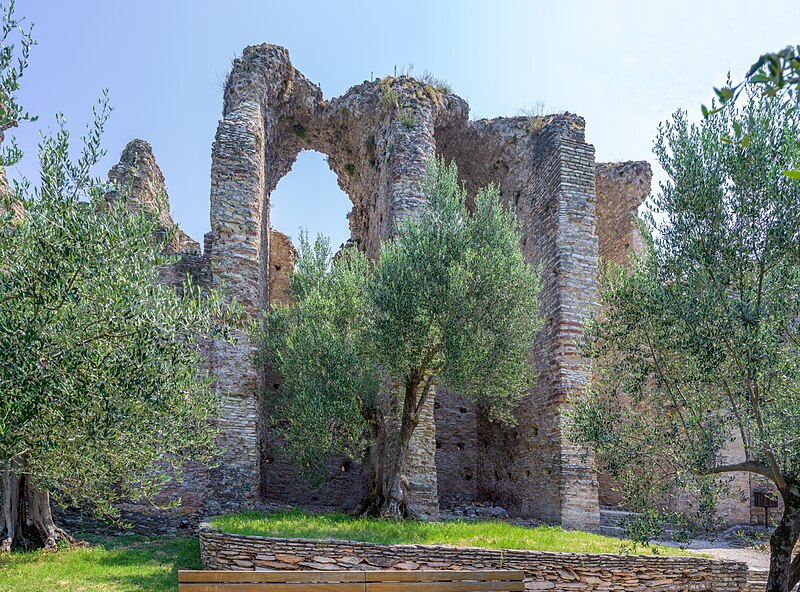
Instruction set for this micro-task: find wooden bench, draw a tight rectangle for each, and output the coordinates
[178,570,525,591]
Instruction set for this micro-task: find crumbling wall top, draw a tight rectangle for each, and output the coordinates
[108,139,201,254]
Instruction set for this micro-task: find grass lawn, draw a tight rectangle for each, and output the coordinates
[0,535,200,592]
[0,511,700,591]
[211,510,697,556]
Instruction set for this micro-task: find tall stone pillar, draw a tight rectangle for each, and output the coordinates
[553,137,601,530]
[380,83,440,518]
[436,115,601,529]
[205,101,266,513]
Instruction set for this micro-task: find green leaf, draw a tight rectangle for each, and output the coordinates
[716,87,734,101]
[783,169,800,180]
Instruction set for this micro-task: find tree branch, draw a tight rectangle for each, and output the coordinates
[702,460,775,481]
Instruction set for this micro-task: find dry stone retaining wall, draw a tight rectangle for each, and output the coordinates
[199,526,749,592]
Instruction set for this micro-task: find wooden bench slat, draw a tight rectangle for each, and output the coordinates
[179,571,366,583]
[366,582,524,592]
[364,571,525,582]
[178,569,525,592]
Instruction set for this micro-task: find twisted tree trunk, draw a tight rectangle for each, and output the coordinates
[378,376,432,520]
[767,486,800,592]
[379,411,417,519]
[0,459,72,551]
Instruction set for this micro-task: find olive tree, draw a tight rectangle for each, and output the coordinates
[569,92,800,592]
[260,159,542,519]
[0,4,238,550]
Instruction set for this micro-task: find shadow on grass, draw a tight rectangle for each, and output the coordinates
[94,537,202,591]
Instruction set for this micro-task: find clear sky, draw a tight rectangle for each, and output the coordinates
[8,0,800,250]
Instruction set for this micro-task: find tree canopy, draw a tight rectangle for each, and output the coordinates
[260,158,542,518]
[0,2,240,550]
[569,91,800,591]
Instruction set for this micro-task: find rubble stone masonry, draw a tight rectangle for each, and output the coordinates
[199,525,750,592]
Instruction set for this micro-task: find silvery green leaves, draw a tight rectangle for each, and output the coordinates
[0,88,241,540]
[258,233,377,484]
[701,46,800,181]
[259,158,542,516]
[570,89,800,590]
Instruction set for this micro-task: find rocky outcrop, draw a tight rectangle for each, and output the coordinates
[108,139,200,254]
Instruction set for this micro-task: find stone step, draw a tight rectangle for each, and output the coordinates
[747,569,768,592]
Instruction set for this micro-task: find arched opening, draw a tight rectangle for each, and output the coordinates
[269,150,353,255]
[265,150,352,309]
[260,149,366,511]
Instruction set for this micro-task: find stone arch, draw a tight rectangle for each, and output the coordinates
[203,43,642,529]
[204,44,466,515]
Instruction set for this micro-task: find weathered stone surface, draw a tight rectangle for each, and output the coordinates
[595,161,651,268]
[108,139,200,254]
[199,527,751,591]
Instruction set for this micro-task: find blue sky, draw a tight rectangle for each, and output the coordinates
[8,0,800,250]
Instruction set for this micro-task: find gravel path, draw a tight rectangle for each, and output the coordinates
[658,538,771,571]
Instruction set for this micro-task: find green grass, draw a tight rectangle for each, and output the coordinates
[210,510,697,556]
[0,535,200,592]
[0,512,701,591]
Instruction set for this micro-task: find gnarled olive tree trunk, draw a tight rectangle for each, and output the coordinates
[767,486,800,592]
[359,376,434,520]
[0,459,72,551]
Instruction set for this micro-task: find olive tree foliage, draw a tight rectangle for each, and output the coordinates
[707,45,800,114]
[569,92,800,591]
[0,0,34,166]
[0,3,239,551]
[257,235,378,483]
[705,45,800,181]
[259,159,542,518]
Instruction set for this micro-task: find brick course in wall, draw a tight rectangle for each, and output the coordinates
[198,525,750,592]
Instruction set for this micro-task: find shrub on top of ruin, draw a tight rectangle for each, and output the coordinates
[418,71,452,95]
[519,101,550,134]
[378,77,399,110]
[259,157,542,519]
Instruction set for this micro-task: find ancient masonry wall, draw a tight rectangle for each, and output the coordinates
[108,44,671,529]
[594,162,650,268]
[206,45,476,517]
[199,527,750,592]
[593,161,651,508]
[433,115,601,527]
[434,387,478,507]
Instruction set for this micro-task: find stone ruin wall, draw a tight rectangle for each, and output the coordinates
[98,43,766,531]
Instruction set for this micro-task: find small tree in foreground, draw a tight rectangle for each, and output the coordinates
[0,4,239,550]
[569,92,800,591]
[260,159,542,519]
